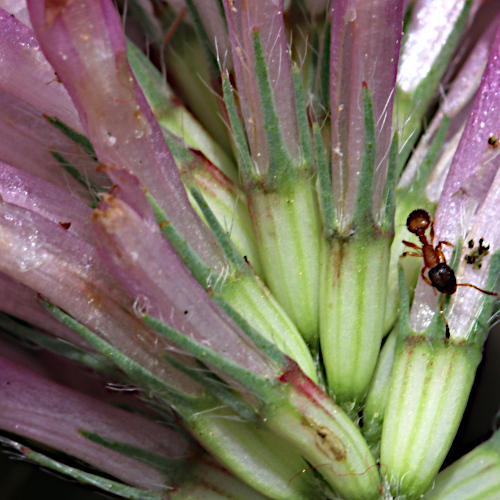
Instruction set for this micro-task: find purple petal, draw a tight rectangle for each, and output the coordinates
[434,25,500,246]
[0,162,94,243]
[0,201,200,395]
[0,271,92,349]
[0,0,31,27]
[399,15,500,195]
[397,0,471,95]
[442,20,499,117]
[410,23,500,333]
[329,0,403,229]
[223,0,300,171]
[0,8,81,132]
[93,192,278,379]
[0,90,101,195]
[27,0,225,272]
[0,355,193,490]
[100,164,157,225]
[446,166,500,337]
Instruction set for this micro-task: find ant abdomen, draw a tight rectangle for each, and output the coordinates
[428,263,457,295]
[406,209,431,235]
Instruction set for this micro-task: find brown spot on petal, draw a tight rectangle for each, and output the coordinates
[44,0,74,27]
[58,222,71,230]
[302,415,346,462]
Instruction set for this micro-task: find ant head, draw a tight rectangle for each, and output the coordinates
[406,209,431,235]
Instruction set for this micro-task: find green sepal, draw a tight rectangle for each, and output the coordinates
[380,131,399,232]
[246,181,322,343]
[381,255,500,497]
[381,334,482,498]
[0,437,163,500]
[126,39,173,119]
[314,123,336,237]
[146,192,213,288]
[43,302,196,411]
[45,116,97,159]
[397,263,412,333]
[128,40,237,182]
[213,297,288,366]
[142,313,277,402]
[184,0,219,81]
[423,429,500,500]
[50,150,101,206]
[466,250,500,345]
[291,65,314,169]
[170,458,271,500]
[400,1,415,50]
[397,114,450,200]
[320,235,391,406]
[217,275,317,381]
[307,30,320,93]
[189,187,249,275]
[163,354,258,423]
[352,84,377,233]
[0,315,118,378]
[397,0,471,167]
[80,430,185,480]
[252,30,295,188]
[163,133,193,164]
[221,72,256,184]
[316,22,331,116]
[363,326,398,457]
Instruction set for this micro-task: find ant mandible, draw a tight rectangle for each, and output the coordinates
[402,209,498,338]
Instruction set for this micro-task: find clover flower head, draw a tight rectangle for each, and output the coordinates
[0,1,500,499]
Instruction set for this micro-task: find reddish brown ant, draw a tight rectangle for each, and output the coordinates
[402,209,498,338]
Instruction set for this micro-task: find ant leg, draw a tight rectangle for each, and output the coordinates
[430,219,435,246]
[420,266,434,290]
[435,241,454,263]
[457,283,499,296]
[439,294,450,339]
[402,240,423,253]
[402,251,422,258]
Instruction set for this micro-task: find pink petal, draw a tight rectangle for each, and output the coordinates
[399,14,500,195]
[93,192,279,379]
[397,0,471,95]
[0,355,193,490]
[0,201,200,396]
[223,0,300,171]
[0,90,100,196]
[0,8,81,132]
[0,0,31,27]
[329,0,403,229]
[27,0,225,272]
[0,162,94,243]
[0,271,92,349]
[434,25,500,247]
[100,164,157,225]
